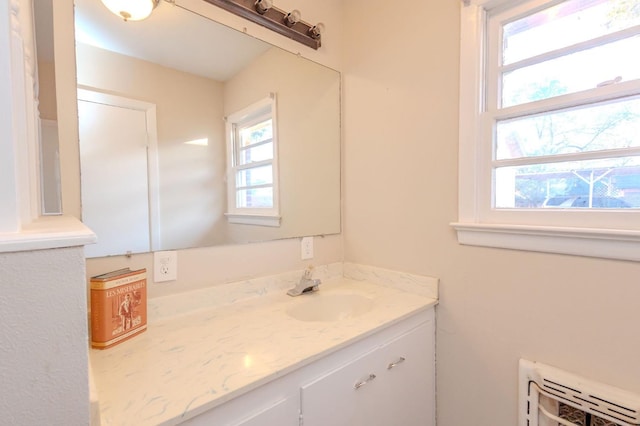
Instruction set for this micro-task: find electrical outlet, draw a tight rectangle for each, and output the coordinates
[301,236,314,260]
[154,251,178,282]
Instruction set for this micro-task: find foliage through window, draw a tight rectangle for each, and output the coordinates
[487,0,640,210]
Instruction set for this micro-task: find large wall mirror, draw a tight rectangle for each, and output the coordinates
[37,0,341,258]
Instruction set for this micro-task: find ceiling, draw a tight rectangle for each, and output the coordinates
[63,0,271,81]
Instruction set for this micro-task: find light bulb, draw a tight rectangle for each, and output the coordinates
[254,0,273,15]
[284,10,301,27]
[308,22,325,39]
[100,0,159,21]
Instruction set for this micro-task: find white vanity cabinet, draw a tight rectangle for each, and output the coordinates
[181,307,435,426]
[181,388,299,426]
[232,398,298,426]
[300,320,435,426]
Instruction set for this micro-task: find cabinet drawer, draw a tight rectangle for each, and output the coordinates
[300,321,434,426]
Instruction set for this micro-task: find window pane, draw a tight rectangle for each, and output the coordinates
[236,165,273,187]
[239,141,273,165]
[502,0,640,66]
[495,156,640,208]
[236,187,273,208]
[496,97,640,160]
[239,119,272,148]
[502,35,640,107]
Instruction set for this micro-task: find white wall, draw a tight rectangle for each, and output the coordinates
[0,246,89,424]
[342,1,640,425]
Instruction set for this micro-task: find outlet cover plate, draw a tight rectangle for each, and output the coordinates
[154,251,178,282]
[301,236,314,260]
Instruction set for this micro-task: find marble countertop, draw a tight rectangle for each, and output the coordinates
[90,273,437,426]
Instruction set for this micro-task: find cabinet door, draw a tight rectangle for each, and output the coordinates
[301,321,434,426]
[301,346,383,426]
[231,396,299,426]
[375,321,435,426]
[182,395,298,426]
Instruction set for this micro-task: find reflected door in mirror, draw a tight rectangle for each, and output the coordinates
[78,96,152,258]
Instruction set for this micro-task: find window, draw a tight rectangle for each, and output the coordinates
[225,95,280,227]
[454,0,640,260]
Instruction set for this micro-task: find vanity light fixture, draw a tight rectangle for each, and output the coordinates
[284,9,301,27]
[100,0,160,21]
[202,0,323,50]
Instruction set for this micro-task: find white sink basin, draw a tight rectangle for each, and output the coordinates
[286,293,373,322]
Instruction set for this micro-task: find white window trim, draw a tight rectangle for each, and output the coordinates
[1,0,42,233]
[453,0,640,261]
[224,213,281,227]
[225,94,280,227]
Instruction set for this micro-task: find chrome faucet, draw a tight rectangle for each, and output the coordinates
[287,266,321,297]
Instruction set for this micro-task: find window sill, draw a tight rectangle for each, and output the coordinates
[0,215,97,253]
[451,222,640,261]
[226,213,281,227]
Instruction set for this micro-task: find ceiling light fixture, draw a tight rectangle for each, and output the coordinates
[100,0,160,22]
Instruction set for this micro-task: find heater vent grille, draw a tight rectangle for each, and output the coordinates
[540,378,638,423]
[519,359,640,426]
[559,402,619,426]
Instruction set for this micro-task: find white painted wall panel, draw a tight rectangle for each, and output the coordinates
[0,247,89,424]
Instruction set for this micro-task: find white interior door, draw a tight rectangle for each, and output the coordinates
[78,97,150,258]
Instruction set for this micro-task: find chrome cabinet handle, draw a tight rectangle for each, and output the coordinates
[354,374,376,390]
[387,357,406,370]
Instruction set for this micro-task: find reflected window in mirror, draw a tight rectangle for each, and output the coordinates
[226,95,281,227]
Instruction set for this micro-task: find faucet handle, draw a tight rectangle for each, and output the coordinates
[303,265,314,279]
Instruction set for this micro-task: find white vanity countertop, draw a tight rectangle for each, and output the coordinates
[90,276,437,426]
